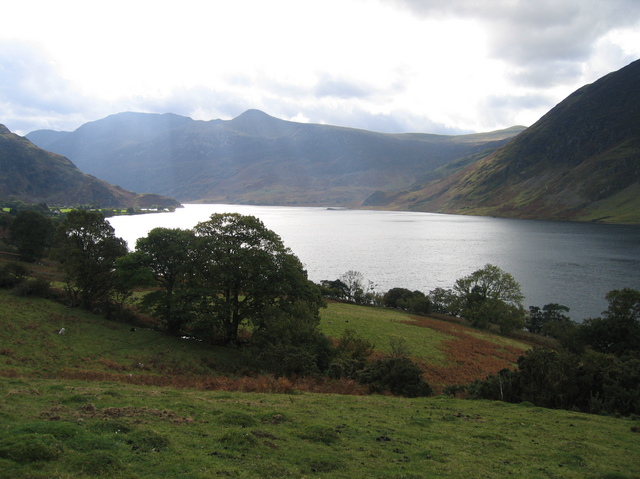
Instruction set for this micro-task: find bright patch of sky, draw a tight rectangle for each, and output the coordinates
[1,0,639,135]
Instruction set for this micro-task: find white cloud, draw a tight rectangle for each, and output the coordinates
[0,0,638,135]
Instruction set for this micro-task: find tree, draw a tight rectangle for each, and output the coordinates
[329,329,374,379]
[453,264,525,331]
[246,302,333,377]
[383,287,431,314]
[111,252,154,318]
[579,288,640,355]
[340,270,375,304]
[358,355,432,398]
[516,348,580,410]
[319,279,349,299]
[54,210,127,310]
[192,213,323,344]
[135,228,198,335]
[9,210,55,262]
[429,287,460,316]
[526,303,571,336]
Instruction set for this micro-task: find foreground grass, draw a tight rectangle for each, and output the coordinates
[1,378,638,478]
[1,277,639,477]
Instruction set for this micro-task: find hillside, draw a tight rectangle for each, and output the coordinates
[368,59,640,224]
[27,111,524,206]
[0,125,180,209]
[0,288,638,478]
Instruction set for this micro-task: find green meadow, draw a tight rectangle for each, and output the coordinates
[1,289,639,478]
[1,378,638,478]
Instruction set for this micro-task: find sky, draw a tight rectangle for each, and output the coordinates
[1,0,640,136]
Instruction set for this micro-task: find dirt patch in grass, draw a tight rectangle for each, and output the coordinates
[39,403,194,425]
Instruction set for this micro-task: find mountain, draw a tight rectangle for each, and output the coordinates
[27,111,524,206]
[368,59,640,224]
[0,124,180,209]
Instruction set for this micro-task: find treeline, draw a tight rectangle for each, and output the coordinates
[460,287,640,417]
[0,200,174,221]
[321,267,640,416]
[1,207,639,413]
[322,264,528,334]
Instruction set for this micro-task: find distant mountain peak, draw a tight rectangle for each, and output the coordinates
[229,109,280,126]
[235,109,272,119]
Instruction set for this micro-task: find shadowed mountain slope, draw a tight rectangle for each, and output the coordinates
[0,125,180,209]
[369,59,640,224]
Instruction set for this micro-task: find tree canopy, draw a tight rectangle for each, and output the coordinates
[134,213,324,345]
[54,210,127,310]
[135,227,197,335]
[193,213,323,343]
[452,264,525,332]
[9,210,55,262]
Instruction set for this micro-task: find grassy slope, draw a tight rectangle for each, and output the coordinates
[319,302,530,387]
[0,286,529,391]
[2,378,639,478]
[0,291,638,477]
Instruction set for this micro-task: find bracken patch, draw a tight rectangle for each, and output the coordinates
[403,315,526,391]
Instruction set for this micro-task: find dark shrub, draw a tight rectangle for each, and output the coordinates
[11,277,51,298]
[0,262,29,289]
[358,356,432,398]
[328,329,374,379]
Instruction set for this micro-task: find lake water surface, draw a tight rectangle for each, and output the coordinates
[108,204,640,321]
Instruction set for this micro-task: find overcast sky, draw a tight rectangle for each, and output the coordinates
[1,0,639,136]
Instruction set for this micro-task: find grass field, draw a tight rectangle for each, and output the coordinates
[0,274,638,477]
[1,377,638,478]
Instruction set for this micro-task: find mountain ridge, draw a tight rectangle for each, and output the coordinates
[27,112,524,206]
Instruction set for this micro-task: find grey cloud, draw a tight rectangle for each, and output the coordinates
[483,93,554,111]
[389,0,640,87]
[0,42,101,134]
[509,60,584,88]
[480,93,555,127]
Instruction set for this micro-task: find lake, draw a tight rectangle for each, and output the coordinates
[108,204,640,321]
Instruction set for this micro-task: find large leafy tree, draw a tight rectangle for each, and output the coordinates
[383,287,431,314]
[579,288,640,355]
[453,264,525,332]
[9,210,55,262]
[135,227,198,335]
[193,213,323,344]
[54,210,127,309]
